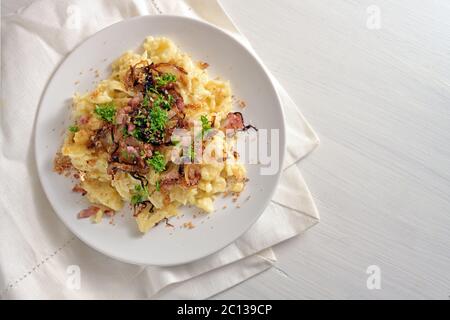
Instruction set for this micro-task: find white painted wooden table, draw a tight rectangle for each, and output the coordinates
[4,0,450,299]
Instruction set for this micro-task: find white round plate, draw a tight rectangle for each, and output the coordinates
[35,15,285,266]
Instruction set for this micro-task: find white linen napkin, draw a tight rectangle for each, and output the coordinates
[0,0,319,299]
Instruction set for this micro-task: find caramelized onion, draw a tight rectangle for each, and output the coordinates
[152,62,188,86]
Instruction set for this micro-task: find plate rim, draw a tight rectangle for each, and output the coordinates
[34,14,286,266]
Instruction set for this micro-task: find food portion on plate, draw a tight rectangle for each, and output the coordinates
[54,36,254,233]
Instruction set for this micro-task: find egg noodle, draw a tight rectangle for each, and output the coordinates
[54,37,250,233]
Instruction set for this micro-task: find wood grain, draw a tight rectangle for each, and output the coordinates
[216,0,450,299]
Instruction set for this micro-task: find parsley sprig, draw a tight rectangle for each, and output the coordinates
[153,94,174,110]
[146,151,166,173]
[200,115,211,138]
[129,73,178,143]
[155,73,176,87]
[142,95,150,107]
[131,184,149,205]
[130,105,168,144]
[188,144,196,162]
[149,106,168,135]
[69,125,79,133]
[94,102,116,123]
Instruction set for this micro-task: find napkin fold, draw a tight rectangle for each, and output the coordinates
[0,0,319,299]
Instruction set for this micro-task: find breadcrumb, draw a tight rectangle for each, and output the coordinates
[54,152,73,176]
[183,222,195,229]
[197,61,209,69]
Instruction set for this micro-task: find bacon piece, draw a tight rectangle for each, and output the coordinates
[177,118,190,129]
[77,206,100,219]
[112,124,126,143]
[114,142,138,165]
[124,136,143,148]
[223,112,244,130]
[72,185,87,196]
[160,82,175,91]
[115,111,128,125]
[174,96,185,112]
[184,164,201,186]
[110,135,150,169]
[88,125,115,153]
[160,164,180,187]
[116,105,133,125]
[128,95,142,109]
[141,143,153,158]
[104,209,115,217]
[168,89,185,112]
[126,146,139,157]
[78,115,89,125]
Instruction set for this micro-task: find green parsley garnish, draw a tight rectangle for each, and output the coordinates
[147,87,159,95]
[146,151,166,173]
[142,95,149,107]
[167,94,175,106]
[155,180,161,192]
[133,111,147,127]
[69,125,79,133]
[131,128,142,140]
[155,73,177,87]
[94,102,116,123]
[122,126,129,137]
[200,115,211,138]
[131,184,149,205]
[149,106,168,134]
[188,144,196,162]
[153,94,172,110]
